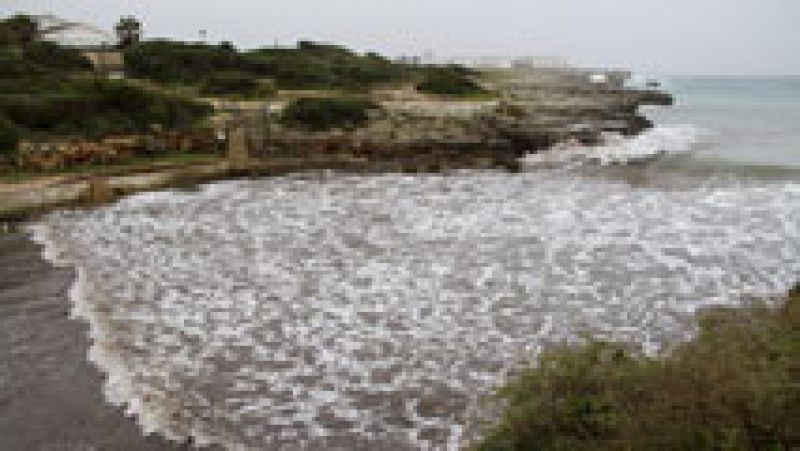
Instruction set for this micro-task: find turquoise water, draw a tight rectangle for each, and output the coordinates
[645,76,800,168]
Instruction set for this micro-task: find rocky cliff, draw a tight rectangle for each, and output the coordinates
[259,67,672,168]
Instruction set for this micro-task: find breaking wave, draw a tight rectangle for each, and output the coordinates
[27,165,800,449]
[522,124,703,167]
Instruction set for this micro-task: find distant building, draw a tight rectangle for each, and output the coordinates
[432,55,571,70]
[32,14,124,78]
[511,56,570,69]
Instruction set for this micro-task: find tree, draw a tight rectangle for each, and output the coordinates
[0,14,38,46]
[115,16,142,48]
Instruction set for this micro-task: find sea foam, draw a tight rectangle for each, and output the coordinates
[522,124,703,167]
[28,161,800,449]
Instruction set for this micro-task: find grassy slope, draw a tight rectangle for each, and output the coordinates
[0,15,212,161]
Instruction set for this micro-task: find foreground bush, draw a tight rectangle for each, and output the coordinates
[280,97,379,131]
[477,285,800,450]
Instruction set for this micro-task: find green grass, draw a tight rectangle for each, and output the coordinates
[476,285,800,450]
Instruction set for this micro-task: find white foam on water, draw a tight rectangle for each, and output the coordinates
[29,167,800,450]
[522,124,703,167]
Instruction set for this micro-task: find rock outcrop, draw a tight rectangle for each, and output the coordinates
[256,67,672,167]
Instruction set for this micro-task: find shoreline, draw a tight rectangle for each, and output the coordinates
[0,153,521,224]
[0,231,194,450]
[17,162,792,448]
[1,66,673,224]
[0,67,677,448]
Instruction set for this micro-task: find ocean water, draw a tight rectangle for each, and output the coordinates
[645,76,800,168]
[28,78,800,449]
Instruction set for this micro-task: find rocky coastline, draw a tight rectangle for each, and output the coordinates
[0,67,671,223]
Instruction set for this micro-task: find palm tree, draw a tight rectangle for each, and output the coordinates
[114,16,141,48]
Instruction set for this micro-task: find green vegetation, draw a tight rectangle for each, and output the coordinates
[477,285,800,450]
[0,15,212,161]
[0,115,20,161]
[199,71,274,98]
[280,97,380,131]
[123,40,246,84]
[247,41,407,90]
[0,13,487,165]
[122,38,484,95]
[416,65,486,96]
[22,41,92,71]
[123,39,407,91]
[0,78,211,138]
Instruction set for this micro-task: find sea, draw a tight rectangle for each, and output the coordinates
[25,77,800,449]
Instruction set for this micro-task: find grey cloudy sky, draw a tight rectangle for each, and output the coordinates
[3,0,799,75]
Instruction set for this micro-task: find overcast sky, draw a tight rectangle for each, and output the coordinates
[3,0,799,75]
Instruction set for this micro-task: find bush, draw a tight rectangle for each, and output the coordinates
[246,43,406,90]
[0,47,44,78]
[0,115,20,160]
[416,66,485,96]
[280,97,379,131]
[477,285,800,450]
[22,41,91,71]
[123,39,408,91]
[0,16,213,149]
[199,72,274,98]
[0,79,212,138]
[124,40,247,83]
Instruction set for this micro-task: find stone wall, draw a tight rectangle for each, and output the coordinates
[16,130,216,171]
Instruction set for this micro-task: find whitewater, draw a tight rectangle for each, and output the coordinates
[25,118,800,449]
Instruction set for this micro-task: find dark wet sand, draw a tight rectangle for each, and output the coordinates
[0,231,185,450]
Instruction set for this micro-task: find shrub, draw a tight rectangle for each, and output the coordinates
[280,97,379,131]
[124,40,247,83]
[122,39,407,91]
[199,72,274,98]
[0,47,43,78]
[22,41,91,71]
[0,115,20,160]
[416,66,485,96]
[0,78,212,138]
[476,285,800,450]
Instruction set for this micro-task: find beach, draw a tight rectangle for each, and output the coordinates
[0,231,187,450]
